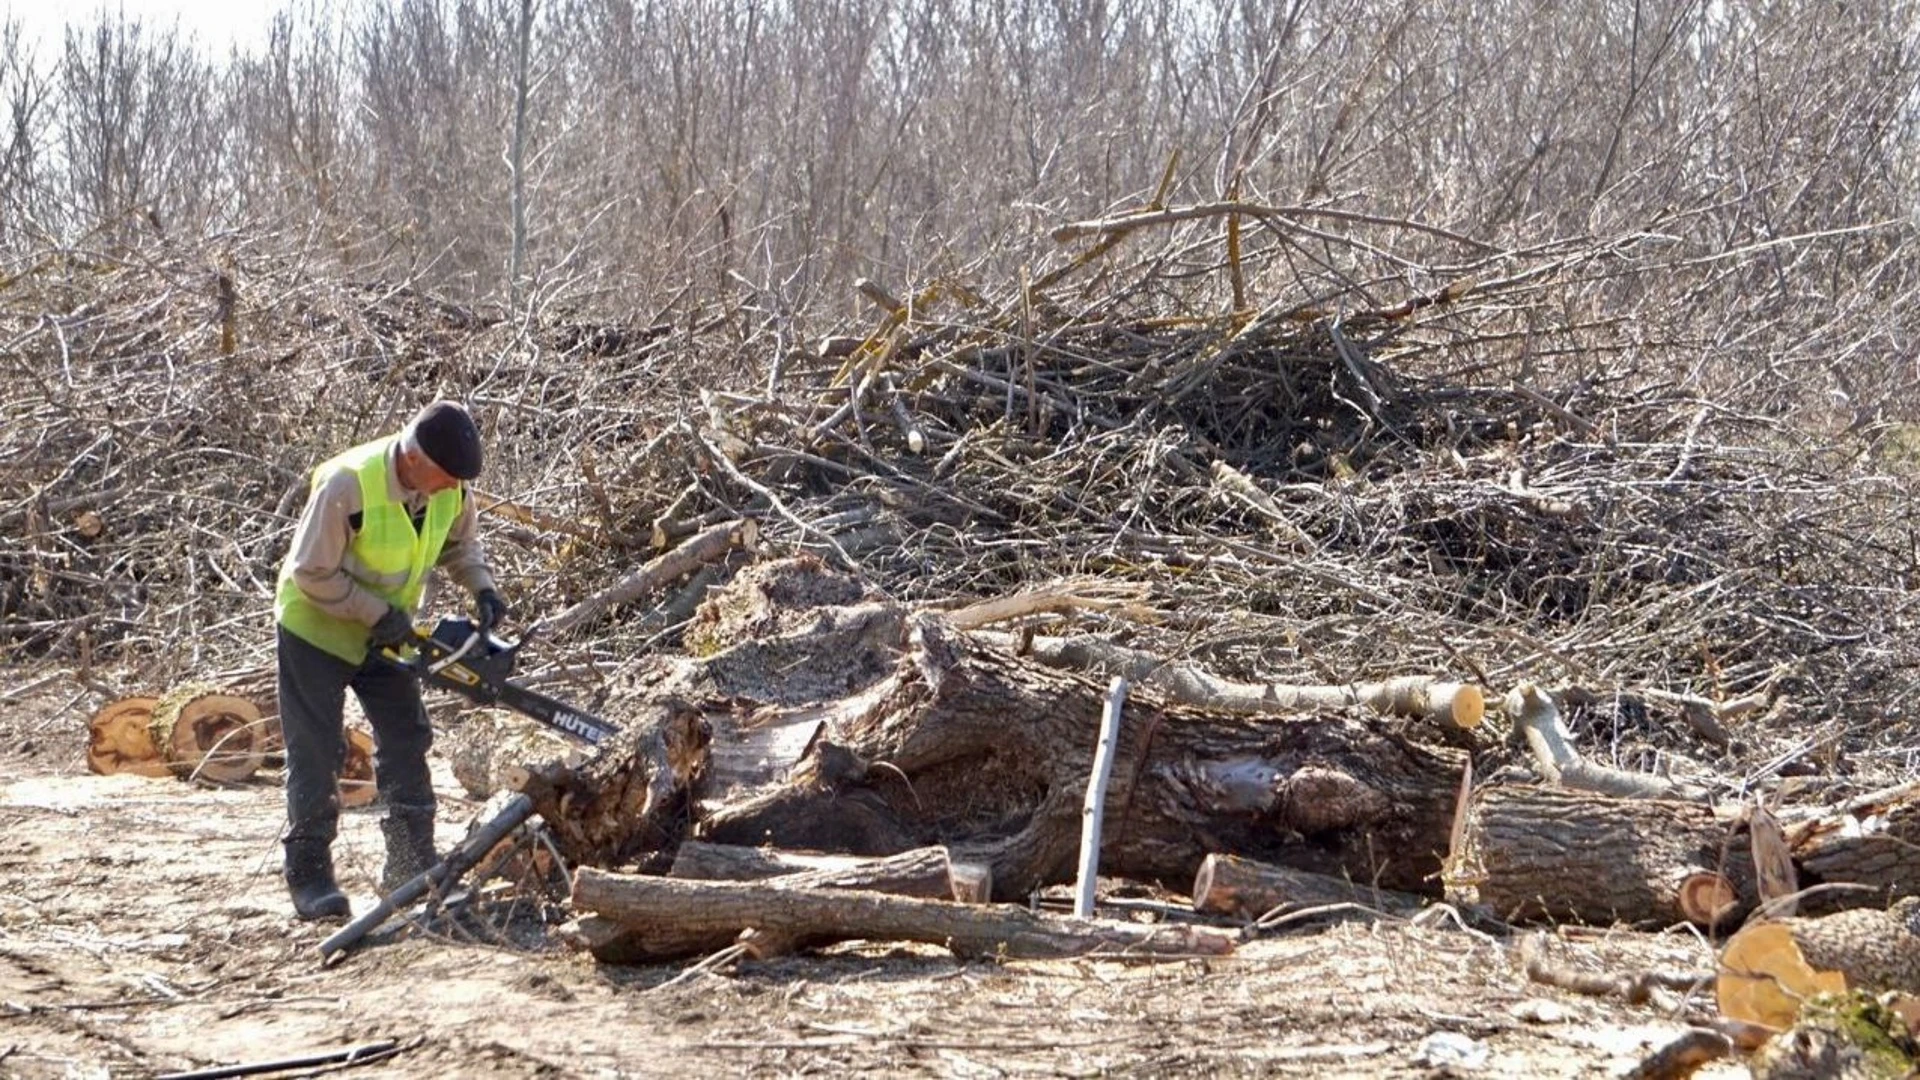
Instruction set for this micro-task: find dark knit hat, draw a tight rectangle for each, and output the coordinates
[404,400,483,480]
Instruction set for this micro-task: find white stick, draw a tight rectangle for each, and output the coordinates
[1075,676,1130,919]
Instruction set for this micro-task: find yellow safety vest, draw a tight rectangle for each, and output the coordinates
[275,436,463,663]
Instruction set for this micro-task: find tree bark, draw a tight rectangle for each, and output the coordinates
[1786,789,1920,915]
[1455,786,1757,927]
[568,867,1236,963]
[518,696,711,870]
[697,616,1466,899]
[669,841,958,898]
[544,517,758,639]
[1192,853,1426,920]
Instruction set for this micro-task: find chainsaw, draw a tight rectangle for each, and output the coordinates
[382,615,620,746]
[320,616,616,963]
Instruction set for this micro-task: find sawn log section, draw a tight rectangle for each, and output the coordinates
[1457,786,1758,927]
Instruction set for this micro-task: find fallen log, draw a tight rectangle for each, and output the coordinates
[976,630,1482,731]
[1453,785,1757,927]
[568,867,1236,963]
[575,844,995,962]
[668,841,994,900]
[1719,900,1920,1027]
[543,517,758,639]
[669,841,872,881]
[1784,787,1920,915]
[1448,781,1920,926]
[1721,908,1920,1080]
[1192,853,1425,920]
[697,615,1466,899]
[669,841,959,898]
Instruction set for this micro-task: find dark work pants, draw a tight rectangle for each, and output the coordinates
[277,625,436,845]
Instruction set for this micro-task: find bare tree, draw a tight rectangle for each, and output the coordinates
[0,17,55,245]
[226,5,351,231]
[54,13,221,237]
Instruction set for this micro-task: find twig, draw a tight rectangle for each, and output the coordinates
[154,1039,409,1080]
[689,426,855,570]
[653,943,751,992]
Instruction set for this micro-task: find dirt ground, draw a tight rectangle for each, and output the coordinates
[0,671,1753,1080]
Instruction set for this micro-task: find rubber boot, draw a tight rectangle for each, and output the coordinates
[380,806,438,894]
[284,838,350,921]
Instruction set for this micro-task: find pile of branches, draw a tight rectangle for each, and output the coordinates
[4,208,1919,789]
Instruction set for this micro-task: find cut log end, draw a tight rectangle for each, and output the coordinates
[150,690,266,783]
[1677,871,1740,927]
[339,727,376,808]
[1192,853,1229,914]
[1435,683,1485,730]
[85,696,172,777]
[949,861,993,904]
[1717,922,1847,1031]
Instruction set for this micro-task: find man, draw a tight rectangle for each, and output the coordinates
[272,400,510,920]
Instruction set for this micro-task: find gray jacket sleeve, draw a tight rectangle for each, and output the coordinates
[435,489,498,597]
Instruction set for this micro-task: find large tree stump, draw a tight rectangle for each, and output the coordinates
[696,616,1467,899]
[1453,785,1757,927]
[568,867,1236,963]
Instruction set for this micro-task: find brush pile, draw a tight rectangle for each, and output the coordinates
[4,206,1919,795]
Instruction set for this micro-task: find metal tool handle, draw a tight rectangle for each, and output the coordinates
[317,793,536,964]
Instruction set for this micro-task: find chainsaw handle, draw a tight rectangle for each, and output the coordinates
[424,627,483,674]
[373,627,434,675]
[375,623,493,677]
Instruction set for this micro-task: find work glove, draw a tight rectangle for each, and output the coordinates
[475,588,510,636]
[369,606,415,650]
